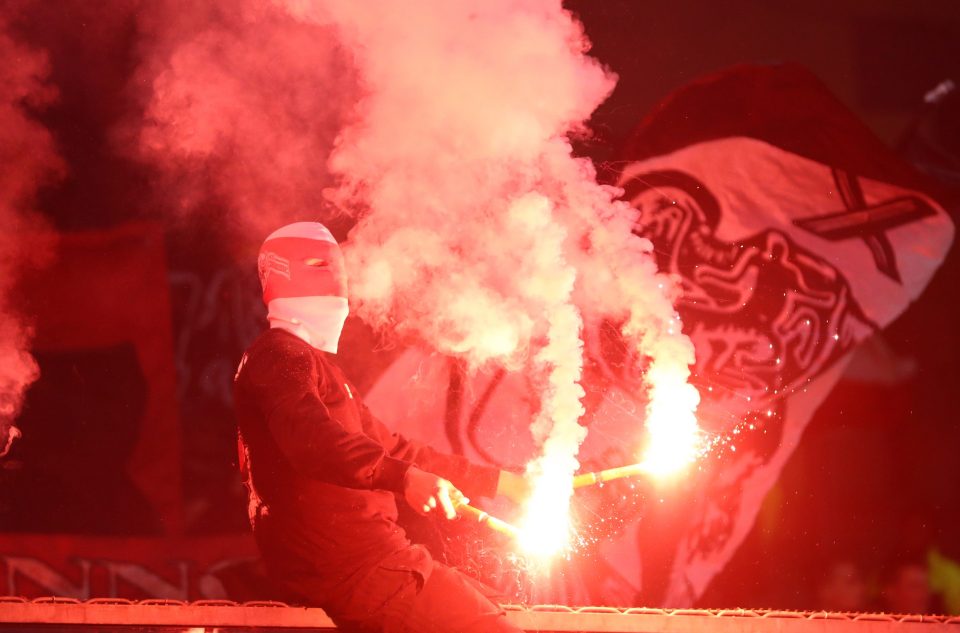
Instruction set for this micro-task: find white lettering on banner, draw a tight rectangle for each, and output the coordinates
[103,560,190,600]
[4,556,92,599]
[0,555,254,599]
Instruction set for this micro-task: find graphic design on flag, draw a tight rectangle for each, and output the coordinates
[619,138,951,428]
[793,168,939,283]
[621,166,873,425]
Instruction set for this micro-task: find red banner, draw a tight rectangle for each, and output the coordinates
[10,222,182,534]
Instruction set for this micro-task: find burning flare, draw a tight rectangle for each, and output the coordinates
[640,356,703,477]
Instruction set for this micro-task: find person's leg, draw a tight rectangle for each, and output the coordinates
[393,561,521,633]
[326,547,521,633]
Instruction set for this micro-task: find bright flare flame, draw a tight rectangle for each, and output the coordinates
[639,361,702,477]
[517,454,576,559]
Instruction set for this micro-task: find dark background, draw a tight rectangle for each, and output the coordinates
[2,0,959,611]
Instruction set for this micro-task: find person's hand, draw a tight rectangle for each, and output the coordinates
[496,470,531,504]
[402,466,466,520]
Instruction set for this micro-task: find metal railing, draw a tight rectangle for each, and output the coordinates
[1,596,958,632]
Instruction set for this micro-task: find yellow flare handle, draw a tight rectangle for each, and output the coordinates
[456,502,520,539]
[572,463,647,489]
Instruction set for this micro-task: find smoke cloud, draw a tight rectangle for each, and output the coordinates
[287,0,701,546]
[0,14,63,456]
[130,0,701,546]
[126,0,358,240]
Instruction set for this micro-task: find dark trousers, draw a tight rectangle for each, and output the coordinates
[330,555,520,633]
[267,541,522,633]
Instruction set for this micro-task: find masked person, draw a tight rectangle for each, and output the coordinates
[234,222,527,633]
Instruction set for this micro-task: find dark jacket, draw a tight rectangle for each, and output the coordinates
[233,328,499,601]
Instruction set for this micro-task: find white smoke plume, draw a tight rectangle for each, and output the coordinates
[0,15,62,457]
[283,0,701,549]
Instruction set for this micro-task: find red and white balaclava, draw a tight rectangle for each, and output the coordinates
[258,222,349,353]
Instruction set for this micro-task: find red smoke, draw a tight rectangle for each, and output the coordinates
[125,0,359,240]
[0,12,63,456]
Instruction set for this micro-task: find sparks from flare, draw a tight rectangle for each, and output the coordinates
[514,364,704,559]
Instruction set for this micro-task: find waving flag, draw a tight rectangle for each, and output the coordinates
[615,63,952,604]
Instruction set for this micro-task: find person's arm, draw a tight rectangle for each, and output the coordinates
[242,336,410,492]
[395,437,500,501]
[357,399,525,502]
